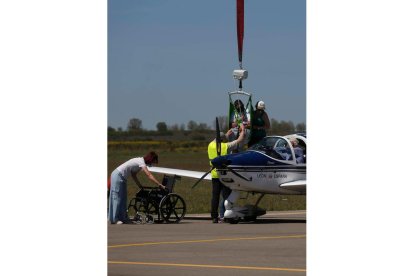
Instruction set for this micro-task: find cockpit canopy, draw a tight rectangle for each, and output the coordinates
[248,135,306,164]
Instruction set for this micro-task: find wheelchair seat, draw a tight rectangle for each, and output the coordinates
[162,174,179,193]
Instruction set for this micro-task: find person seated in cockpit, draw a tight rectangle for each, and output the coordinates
[289,138,305,164]
[272,139,294,161]
[274,146,293,161]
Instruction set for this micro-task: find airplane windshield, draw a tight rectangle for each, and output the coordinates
[249,137,294,161]
[249,137,277,150]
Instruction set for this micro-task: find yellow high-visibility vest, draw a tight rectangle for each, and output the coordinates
[208,140,228,178]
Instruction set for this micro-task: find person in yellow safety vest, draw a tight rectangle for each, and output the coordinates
[208,124,245,223]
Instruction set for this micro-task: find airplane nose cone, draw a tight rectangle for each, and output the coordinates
[211,155,231,168]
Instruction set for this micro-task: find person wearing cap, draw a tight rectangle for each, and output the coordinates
[108,151,166,224]
[248,100,270,147]
[208,124,246,223]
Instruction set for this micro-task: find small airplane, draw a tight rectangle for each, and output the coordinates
[148,133,306,224]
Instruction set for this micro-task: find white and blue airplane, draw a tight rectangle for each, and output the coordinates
[149,133,306,223]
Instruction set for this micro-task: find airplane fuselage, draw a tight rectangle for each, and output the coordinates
[213,149,306,195]
[219,165,305,194]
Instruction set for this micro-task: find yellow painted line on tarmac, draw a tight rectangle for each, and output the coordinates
[108,234,305,248]
[108,261,306,272]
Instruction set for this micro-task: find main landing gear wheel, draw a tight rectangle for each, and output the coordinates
[243,216,257,222]
[159,193,186,223]
[127,198,141,221]
[227,218,241,224]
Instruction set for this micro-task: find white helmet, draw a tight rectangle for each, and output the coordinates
[257,101,265,110]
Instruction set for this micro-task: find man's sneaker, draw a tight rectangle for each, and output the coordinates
[212,218,219,223]
[116,221,123,225]
[218,217,225,223]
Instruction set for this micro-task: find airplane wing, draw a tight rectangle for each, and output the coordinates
[148,166,212,181]
[280,180,306,193]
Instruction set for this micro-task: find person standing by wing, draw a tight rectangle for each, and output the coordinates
[108,151,166,224]
[208,124,245,223]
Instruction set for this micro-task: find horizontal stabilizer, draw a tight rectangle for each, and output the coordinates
[148,166,212,181]
[280,180,306,193]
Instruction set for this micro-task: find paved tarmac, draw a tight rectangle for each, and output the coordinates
[108,210,306,276]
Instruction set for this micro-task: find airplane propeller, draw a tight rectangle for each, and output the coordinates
[215,117,221,157]
[225,166,252,182]
[191,167,214,189]
[192,117,252,189]
[192,117,222,189]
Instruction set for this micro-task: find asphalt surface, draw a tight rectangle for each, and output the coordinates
[108,210,306,276]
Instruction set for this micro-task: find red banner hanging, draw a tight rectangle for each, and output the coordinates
[237,0,244,66]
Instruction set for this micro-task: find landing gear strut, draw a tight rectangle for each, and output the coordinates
[223,191,266,223]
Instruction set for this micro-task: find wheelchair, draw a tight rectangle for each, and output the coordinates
[127,174,186,223]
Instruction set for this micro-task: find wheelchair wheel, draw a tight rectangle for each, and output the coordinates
[127,198,159,223]
[159,193,186,223]
[145,199,160,223]
[127,198,140,220]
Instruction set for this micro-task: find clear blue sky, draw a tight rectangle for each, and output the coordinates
[108,0,305,130]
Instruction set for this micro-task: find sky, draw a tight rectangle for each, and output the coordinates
[108,0,305,130]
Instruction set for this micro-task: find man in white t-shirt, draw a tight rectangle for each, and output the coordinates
[108,151,165,224]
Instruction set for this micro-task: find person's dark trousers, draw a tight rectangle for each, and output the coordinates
[211,178,231,219]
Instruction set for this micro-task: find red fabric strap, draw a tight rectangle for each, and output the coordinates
[237,0,244,64]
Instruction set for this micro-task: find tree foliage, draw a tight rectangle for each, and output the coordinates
[187,120,210,131]
[127,118,142,131]
[295,122,306,133]
[198,123,209,131]
[156,122,168,132]
[269,119,296,136]
[109,117,305,141]
[187,120,198,131]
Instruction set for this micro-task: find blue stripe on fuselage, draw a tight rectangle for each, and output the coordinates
[212,150,290,168]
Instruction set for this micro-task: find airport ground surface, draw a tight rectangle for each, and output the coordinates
[108,210,306,276]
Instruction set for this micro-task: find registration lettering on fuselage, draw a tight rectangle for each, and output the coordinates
[256,173,287,179]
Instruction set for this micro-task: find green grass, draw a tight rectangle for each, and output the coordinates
[108,148,306,214]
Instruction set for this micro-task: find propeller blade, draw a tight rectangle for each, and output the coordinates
[191,167,214,189]
[226,166,252,181]
[215,117,221,156]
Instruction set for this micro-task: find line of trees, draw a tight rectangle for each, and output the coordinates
[109,118,215,133]
[108,117,306,140]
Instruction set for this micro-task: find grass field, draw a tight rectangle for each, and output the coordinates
[108,148,306,214]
